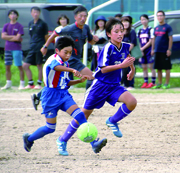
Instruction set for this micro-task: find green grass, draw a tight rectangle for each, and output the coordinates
[0,57,180,89]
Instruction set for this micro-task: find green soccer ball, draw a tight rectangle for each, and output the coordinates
[77,122,98,143]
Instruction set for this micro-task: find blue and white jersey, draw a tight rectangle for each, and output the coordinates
[93,42,130,84]
[43,54,70,89]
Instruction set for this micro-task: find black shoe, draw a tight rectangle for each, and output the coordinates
[23,133,34,152]
[31,94,40,110]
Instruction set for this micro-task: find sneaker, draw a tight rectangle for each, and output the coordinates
[56,138,68,156]
[18,84,25,90]
[91,138,107,153]
[162,84,170,89]
[141,82,148,88]
[23,133,34,152]
[152,83,162,89]
[24,85,35,89]
[34,85,42,89]
[31,94,40,111]
[106,118,123,138]
[1,83,11,90]
[146,83,155,88]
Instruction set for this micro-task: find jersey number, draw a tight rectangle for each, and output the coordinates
[141,38,147,44]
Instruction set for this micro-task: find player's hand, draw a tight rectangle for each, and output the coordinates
[72,70,82,78]
[121,56,135,68]
[80,75,91,82]
[93,35,99,42]
[127,70,134,81]
[166,49,171,57]
[41,47,47,56]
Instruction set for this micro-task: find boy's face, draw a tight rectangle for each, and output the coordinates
[9,12,18,21]
[31,9,40,20]
[55,46,73,62]
[157,12,165,23]
[107,24,124,44]
[74,11,87,27]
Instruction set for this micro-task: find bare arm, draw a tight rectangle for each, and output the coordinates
[140,39,152,51]
[1,32,22,42]
[151,37,155,56]
[167,35,173,56]
[129,43,135,51]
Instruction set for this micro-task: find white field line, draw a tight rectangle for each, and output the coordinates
[0,101,180,111]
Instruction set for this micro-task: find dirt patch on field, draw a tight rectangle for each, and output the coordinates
[0,90,180,173]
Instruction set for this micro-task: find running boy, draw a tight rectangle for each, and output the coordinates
[59,18,137,155]
[23,36,90,154]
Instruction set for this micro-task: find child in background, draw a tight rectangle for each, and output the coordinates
[23,36,90,154]
[59,18,137,155]
[137,14,156,88]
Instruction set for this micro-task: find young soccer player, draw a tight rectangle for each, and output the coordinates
[59,18,137,155]
[137,14,156,88]
[23,36,90,154]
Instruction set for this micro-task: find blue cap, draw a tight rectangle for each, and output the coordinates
[95,16,107,25]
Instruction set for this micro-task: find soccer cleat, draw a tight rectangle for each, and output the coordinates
[1,83,11,90]
[24,85,35,89]
[106,118,123,137]
[34,85,42,90]
[56,138,69,156]
[31,94,40,111]
[91,138,107,153]
[23,133,34,152]
[141,82,148,88]
[152,83,162,89]
[162,84,170,89]
[146,83,155,88]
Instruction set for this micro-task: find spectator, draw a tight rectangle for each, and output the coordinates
[1,9,25,90]
[115,13,122,21]
[91,15,108,71]
[121,15,137,90]
[23,6,49,89]
[151,10,173,89]
[55,14,69,43]
[137,14,156,88]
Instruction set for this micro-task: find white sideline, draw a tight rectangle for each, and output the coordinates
[135,72,180,78]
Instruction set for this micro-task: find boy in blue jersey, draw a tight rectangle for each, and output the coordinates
[59,18,137,155]
[23,36,91,154]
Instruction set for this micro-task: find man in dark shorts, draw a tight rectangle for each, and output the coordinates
[151,10,173,89]
[23,6,49,89]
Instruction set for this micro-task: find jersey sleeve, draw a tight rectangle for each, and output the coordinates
[167,25,173,36]
[43,22,48,35]
[150,28,154,38]
[18,24,24,35]
[2,23,8,33]
[130,29,137,46]
[50,59,62,70]
[98,44,112,67]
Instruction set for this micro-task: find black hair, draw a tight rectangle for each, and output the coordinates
[57,14,69,25]
[74,5,87,15]
[55,36,75,51]
[120,16,132,35]
[157,10,165,16]
[31,6,41,12]
[8,9,19,17]
[105,17,124,34]
[140,14,149,20]
[115,13,122,18]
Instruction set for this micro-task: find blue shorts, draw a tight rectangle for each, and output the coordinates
[5,50,23,66]
[68,56,86,71]
[83,79,127,110]
[40,87,76,118]
[139,54,154,64]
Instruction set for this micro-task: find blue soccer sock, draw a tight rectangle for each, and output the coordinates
[72,108,87,125]
[109,103,132,123]
[144,77,148,83]
[28,122,56,142]
[59,119,79,142]
[152,77,156,84]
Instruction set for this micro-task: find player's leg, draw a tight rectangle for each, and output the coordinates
[23,116,57,152]
[1,51,13,90]
[106,89,137,137]
[146,62,156,88]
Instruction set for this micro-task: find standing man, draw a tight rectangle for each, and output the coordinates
[23,6,49,89]
[41,5,98,88]
[151,10,173,89]
[1,9,25,90]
